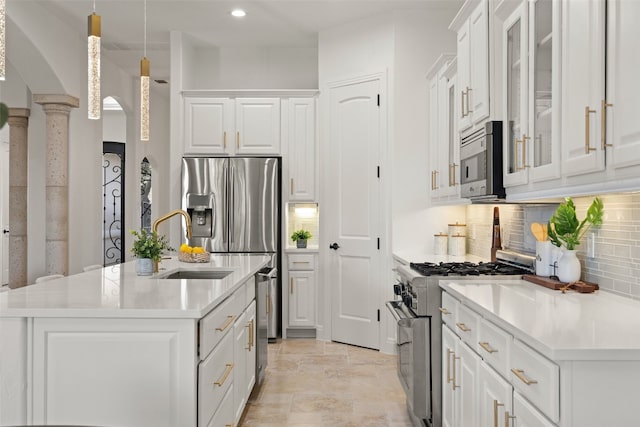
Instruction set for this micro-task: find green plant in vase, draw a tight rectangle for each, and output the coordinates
[130,229,173,275]
[547,197,604,283]
[291,229,312,248]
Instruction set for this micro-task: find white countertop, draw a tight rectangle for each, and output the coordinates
[0,254,269,319]
[441,279,640,361]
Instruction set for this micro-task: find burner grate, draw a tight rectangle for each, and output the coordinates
[409,261,530,277]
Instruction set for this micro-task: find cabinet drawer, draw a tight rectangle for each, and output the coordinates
[207,384,234,427]
[456,303,480,347]
[477,318,511,378]
[199,294,237,360]
[440,291,458,327]
[288,254,315,270]
[510,339,559,423]
[198,331,234,427]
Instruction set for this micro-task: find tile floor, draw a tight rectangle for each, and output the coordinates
[239,339,413,427]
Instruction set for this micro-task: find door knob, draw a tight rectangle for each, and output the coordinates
[329,243,340,250]
[2,228,9,234]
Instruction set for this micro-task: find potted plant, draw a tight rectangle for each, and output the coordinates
[547,197,604,282]
[130,229,173,275]
[291,229,312,249]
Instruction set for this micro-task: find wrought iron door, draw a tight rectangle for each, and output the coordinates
[103,142,125,266]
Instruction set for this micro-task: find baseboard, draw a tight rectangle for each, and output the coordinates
[285,328,316,338]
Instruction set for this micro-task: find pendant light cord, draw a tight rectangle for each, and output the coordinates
[93,0,96,13]
[143,0,147,57]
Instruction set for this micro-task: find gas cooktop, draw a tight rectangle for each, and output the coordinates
[409,261,530,277]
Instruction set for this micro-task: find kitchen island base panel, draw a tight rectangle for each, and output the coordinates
[31,317,197,427]
[0,318,28,426]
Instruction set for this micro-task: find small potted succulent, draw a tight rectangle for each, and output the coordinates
[130,229,173,275]
[290,229,312,249]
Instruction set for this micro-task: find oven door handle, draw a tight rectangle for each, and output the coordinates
[385,301,413,322]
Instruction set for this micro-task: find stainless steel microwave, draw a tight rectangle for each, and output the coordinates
[460,120,506,200]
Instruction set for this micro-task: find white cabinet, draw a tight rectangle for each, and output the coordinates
[427,54,461,202]
[286,98,316,201]
[512,391,556,427]
[183,96,280,155]
[286,253,316,334]
[502,0,561,189]
[478,361,512,427]
[451,0,490,132]
[233,300,256,424]
[561,0,640,179]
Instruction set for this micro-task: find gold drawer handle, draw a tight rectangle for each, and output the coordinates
[223,131,227,149]
[214,363,234,386]
[236,131,240,149]
[601,99,613,149]
[479,341,498,354]
[505,411,516,427]
[292,261,310,264]
[439,307,451,315]
[494,399,504,427]
[215,315,235,332]
[511,368,538,385]
[456,322,471,332]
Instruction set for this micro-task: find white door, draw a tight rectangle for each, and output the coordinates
[327,77,381,350]
[1,139,8,286]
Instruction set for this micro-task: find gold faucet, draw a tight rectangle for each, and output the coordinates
[152,209,193,271]
[152,208,193,239]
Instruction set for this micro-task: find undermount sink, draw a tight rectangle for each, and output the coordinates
[159,270,233,280]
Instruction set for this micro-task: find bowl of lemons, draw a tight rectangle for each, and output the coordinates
[178,243,210,263]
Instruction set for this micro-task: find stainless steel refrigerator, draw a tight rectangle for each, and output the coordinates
[182,157,281,347]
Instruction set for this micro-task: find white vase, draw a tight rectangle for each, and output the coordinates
[557,249,581,283]
[136,258,154,276]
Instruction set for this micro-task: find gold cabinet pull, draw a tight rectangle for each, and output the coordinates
[292,261,310,264]
[585,106,597,154]
[216,315,235,332]
[266,295,271,315]
[521,135,530,168]
[290,277,294,294]
[466,87,474,113]
[290,178,294,195]
[250,319,254,349]
[431,171,436,190]
[452,354,460,390]
[446,348,452,383]
[236,131,240,149]
[449,163,458,186]
[456,322,471,332]
[511,368,538,385]
[433,170,439,190]
[223,131,227,149]
[494,400,504,427]
[461,90,467,118]
[479,341,498,354]
[601,99,613,149]
[245,322,252,350]
[214,363,234,386]
[225,424,234,427]
[504,411,516,427]
[439,307,451,315]
[513,138,522,171]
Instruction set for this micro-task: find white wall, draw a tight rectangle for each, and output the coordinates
[102,110,127,143]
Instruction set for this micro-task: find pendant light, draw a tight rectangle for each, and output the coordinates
[140,0,150,141]
[0,0,6,81]
[88,0,101,119]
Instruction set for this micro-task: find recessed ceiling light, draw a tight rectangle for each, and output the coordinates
[231,9,246,18]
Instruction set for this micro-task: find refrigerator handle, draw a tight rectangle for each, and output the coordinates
[230,164,234,248]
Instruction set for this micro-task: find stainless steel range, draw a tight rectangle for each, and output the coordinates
[386,250,534,427]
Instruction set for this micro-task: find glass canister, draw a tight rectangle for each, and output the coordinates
[434,233,448,255]
[448,222,466,237]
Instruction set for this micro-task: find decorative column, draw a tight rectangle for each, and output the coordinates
[33,94,79,277]
[7,108,30,288]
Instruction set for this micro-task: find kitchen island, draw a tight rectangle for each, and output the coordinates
[0,254,269,427]
[440,278,640,427]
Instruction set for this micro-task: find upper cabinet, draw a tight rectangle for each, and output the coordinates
[450,0,490,132]
[428,55,461,203]
[285,98,317,202]
[561,0,640,179]
[502,0,561,188]
[183,95,281,155]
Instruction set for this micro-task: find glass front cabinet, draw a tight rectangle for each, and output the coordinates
[502,0,561,189]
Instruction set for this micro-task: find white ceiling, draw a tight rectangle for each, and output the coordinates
[27,0,462,81]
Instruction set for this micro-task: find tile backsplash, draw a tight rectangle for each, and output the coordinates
[465,193,640,300]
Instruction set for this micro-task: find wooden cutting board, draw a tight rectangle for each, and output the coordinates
[523,274,599,293]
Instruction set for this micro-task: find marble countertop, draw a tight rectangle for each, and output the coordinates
[0,254,269,319]
[441,279,640,361]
